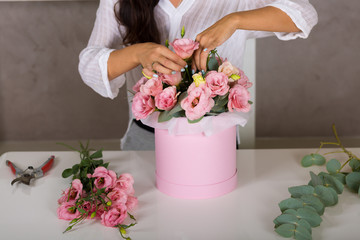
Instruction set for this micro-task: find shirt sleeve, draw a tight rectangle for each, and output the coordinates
[244,0,318,40]
[78,0,125,99]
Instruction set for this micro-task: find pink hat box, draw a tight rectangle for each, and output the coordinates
[155,119,238,199]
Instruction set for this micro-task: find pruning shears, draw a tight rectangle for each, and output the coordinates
[6,155,54,185]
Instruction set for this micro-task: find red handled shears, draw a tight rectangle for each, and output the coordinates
[6,155,54,185]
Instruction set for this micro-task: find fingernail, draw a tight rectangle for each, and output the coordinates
[153,74,159,78]
[171,71,176,74]
[185,64,188,68]
[181,68,185,72]
[201,70,205,75]
[203,48,208,52]
[191,69,195,74]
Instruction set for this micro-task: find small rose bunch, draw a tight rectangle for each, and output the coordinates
[131,27,252,123]
[57,142,137,240]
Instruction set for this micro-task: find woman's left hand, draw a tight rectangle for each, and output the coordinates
[193,13,238,71]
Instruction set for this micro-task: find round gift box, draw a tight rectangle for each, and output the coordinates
[155,120,238,199]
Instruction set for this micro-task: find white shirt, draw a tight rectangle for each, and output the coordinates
[78,0,318,143]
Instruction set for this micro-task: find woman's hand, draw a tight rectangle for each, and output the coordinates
[193,13,238,71]
[137,42,187,77]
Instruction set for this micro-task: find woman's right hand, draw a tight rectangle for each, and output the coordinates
[136,42,187,77]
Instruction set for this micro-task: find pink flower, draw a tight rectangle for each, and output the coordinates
[161,72,182,86]
[114,173,135,195]
[140,77,163,96]
[57,179,83,204]
[235,70,252,89]
[57,201,80,221]
[218,60,239,77]
[101,204,128,227]
[170,38,199,59]
[155,86,178,111]
[181,84,214,120]
[132,77,148,92]
[227,85,251,113]
[107,188,128,206]
[132,92,155,120]
[205,71,229,97]
[92,167,117,190]
[126,195,138,211]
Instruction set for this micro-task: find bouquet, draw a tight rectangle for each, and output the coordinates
[57,142,137,239]
[131,27,253,124]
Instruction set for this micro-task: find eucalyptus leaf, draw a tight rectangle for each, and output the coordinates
[345,172,360,192]
[62,168,73,178]
[207,53,219,71]
[319,172,344,194]
[300,195,324,215]
[297,219,312,235]
[274,214,299,227]
[275,224,295,238]
[349,158,360,172]
[72,164,80,175]
[158,110,173,122]
[309,171,324,187]
[314,185,338,207]
[294,224,312,240]
[284,209,298,215]
[301,154,325,167]
[296,207,322,227]
[279,198,304,212]
[326,159,341,174]
[288,185,314,198]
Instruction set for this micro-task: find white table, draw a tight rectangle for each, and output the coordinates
[0,149,359,240]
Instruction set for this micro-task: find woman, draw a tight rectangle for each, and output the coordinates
[79,0,318,150]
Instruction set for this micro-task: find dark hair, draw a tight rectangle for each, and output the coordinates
[115,0,161,45]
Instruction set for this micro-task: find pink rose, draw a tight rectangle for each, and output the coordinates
[57,201,80,221]
[107,188,128,206]
[101,204,128,227]
[126,195,138,211]
[181,85,214,120]
[161,72,182,86]
[235,70,252,89]
[218,60,239,77]
[132,77,148,92]
[114,173,135,195]
[227,85,251,113]
[131,92,155,120]
[155,86,178,111]
[140,77,163,96]
[205,71,229,97]
[170,38,199,59]
[92,167,117,190]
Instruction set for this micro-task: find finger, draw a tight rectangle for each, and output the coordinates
[193,48,202,72]
[200,48,210,71]
[157,55,186,74]
[159,46,187,70]
[142,68,155,78]
[152,61,173,75]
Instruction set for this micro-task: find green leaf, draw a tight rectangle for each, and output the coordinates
[297,219,312,235]
[283,209,298,215]
[296,207,322,227]
[319,172,344,194]
[300,195,324,215]
[326,158,341,174]
[188,116,203,124]
[181,25,185,38]
[275,224,295,238]
[207,52,219,71]
[294,223,312,240]
[158,110,173,122]
[165,39,169,48]
[279,198,304,212]
[288,185,314,198]
[78,208,86,214]
[72,164,80,175]
[349,159,360,172]
[309,171,324,187]
[274,214,299,226]
[62,168,73,178]
[345,172,360,192]
[314,185,338,206]
[90,150,103,159]
[301,154,325,167]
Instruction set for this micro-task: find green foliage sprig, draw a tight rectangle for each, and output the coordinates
[274,124,360,240]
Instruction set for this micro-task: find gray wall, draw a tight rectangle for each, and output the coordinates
[0,0,359,141]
